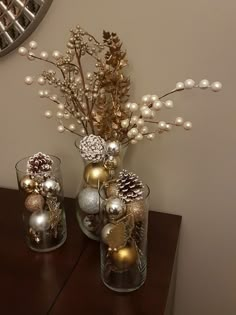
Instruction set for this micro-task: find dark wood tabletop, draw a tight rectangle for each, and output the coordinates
[0,187,181,315]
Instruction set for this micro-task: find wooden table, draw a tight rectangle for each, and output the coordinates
[0,187,181,315]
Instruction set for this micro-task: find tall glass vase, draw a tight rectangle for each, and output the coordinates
[99,180,150,292]
[75,138,127,240]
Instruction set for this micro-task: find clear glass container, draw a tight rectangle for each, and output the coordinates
[75,138,127,241]
[99,180,150,292]
[15,155,67,252]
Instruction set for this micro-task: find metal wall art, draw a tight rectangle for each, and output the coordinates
[0,0,53,57]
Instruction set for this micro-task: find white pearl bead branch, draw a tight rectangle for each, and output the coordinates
[19,40,222,142]
[122,78,222,143]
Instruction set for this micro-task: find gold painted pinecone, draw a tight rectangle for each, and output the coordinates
[27,152,53,175]
[116,169,144,203]
[79,135,106,162]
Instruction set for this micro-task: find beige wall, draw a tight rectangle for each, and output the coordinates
[0,0,235,314]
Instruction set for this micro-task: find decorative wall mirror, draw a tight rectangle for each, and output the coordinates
[0,0,53,57]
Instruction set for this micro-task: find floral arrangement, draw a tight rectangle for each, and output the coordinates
[18,25,223,244]
[18,25,222,148]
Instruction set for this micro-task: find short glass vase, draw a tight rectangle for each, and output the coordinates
[15,155,67,252]
[99,180,150,292]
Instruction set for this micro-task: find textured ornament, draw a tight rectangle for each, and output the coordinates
[47,198,62,237]
[27,152,53,175]
[105,197,126,221]
[41,178,61,196]
[105,182,119,198]
[29,210,51,232]
[24,193,45,212]
[117,169,144,203]
[111,242,138,271]
[79,135,106,162]
[117,212,135,240]
[83,215,98,232]
[126,200,145,222]
[104,155,120,170]
[84,162,109,188]
[106,141,120,156]
[20,176,37,193]
[78,187,100,214]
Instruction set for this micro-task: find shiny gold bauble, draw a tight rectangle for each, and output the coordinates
[127,200,145,222]
[20,176,37,193]
[104,156,120,170]
[111,243,138,271]
[84,162,109,188]
[24,193,45,212]
[101,223,116,244]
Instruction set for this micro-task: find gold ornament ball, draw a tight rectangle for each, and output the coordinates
[101,223,115,244]
[127,200,146,222]
[84,162,109,188]
[25,194,45,212]
[111,243,138,271]
[20,176,37,193]
[105,182,119,198]
[104,156,120,170]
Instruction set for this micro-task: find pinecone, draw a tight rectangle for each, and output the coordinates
[79,135,106,162]
[116,169,144,203]
[27,152,53,175]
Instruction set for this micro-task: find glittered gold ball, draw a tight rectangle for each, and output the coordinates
[105,182,119,198]
[111,243,138,271]
[25,194,45,212]
[127,200,146,222]
[84,162,109,188]
[20,176,37,193]
[104,156,120,170]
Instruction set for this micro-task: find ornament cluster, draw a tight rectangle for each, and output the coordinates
[77,138,123,238]
[100,170,147,277]
[19,152,65,248]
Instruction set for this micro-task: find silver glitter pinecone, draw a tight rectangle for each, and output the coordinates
[79,135,106,163]
[27,152,53,175]
[116,169,144,203]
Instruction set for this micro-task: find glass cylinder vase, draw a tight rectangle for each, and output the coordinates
[15,154,67,252]
[75,138,127,241]
[99,180,150,292]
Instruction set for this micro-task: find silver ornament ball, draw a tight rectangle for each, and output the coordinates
[41,178,61,196]
[105,197,126,221]
[78,187,100,214]
[106,141,120,156]
[29,210,50,232]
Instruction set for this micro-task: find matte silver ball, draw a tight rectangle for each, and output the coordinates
[106,141,120,156]
[41,178,61,196]
[78,187,100,214]
[105,197,126,221]
[29,211,50,232]
[101,223,115,244]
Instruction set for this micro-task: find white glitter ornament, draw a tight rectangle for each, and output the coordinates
[78,187,100,214]
[79,135,106,162]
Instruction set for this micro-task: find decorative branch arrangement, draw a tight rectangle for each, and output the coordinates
[18,25,222,146]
